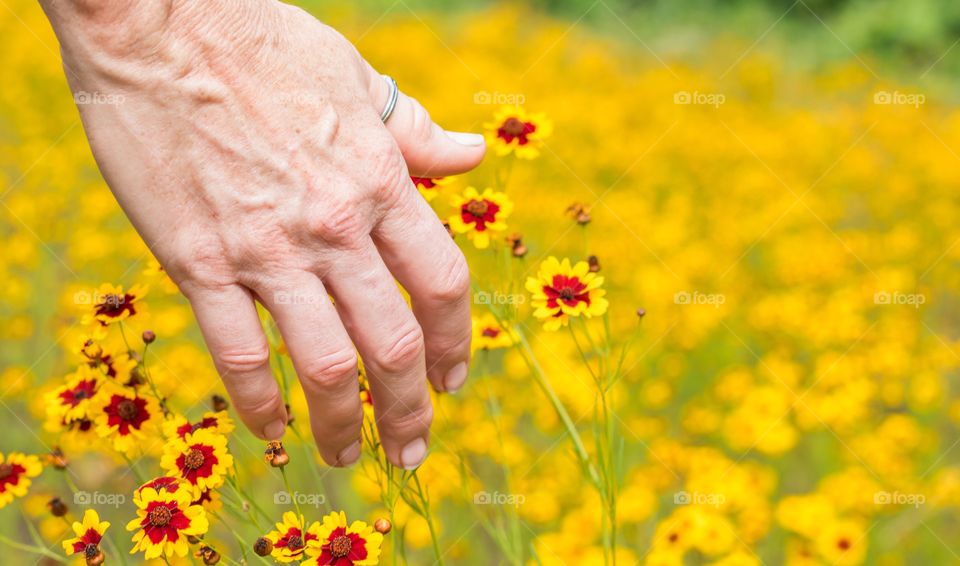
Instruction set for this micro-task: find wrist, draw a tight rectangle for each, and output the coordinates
[41,0,278,82]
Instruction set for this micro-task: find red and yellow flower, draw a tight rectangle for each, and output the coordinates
[471,313,518,351]
[304,511,383,566]
[411,175,453,202]
[484,105,553,159]
[160,428,234,497]
[93,384,162,455]
[45,365,102,423]
[62,509,110,561]
[449,187,513,249]
[526,257,609,330]
[134,477,183,504]
[80,283,148,327]
[162,410,234,440]
[0,452,42,508]
[127,485,209,560]
[265,511,322,563]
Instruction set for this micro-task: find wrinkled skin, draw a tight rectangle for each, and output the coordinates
[40,0,485,468]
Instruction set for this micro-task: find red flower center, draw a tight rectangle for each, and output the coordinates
[60,379,98,407]
[94,293,137,320]
[461,199,500,232]
[184,449,205,470]
[106,395,149,434]
[117,399,138,421]
[497,117,536,145]
[482,327,501,338]
[176,444,218,484]
[330,535,352,558]
[543,275,591,310]
[287,535,303,550]
[0,463,13,480]
[837,538,851,551]
[148,506,172,527]
[321,527,367,564]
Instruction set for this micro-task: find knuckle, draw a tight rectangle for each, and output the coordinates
[369,324,425,374]
[430,252,471,303]
[232,387,283,420]
[368,144,407,187]
[305,196,368,247]
[379,400,433,438]
[407,99,435,142]
[300,349,359,391]
[216,345,271,375]
[164,239,232,293]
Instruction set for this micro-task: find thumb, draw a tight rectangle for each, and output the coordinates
[369,73,486,178]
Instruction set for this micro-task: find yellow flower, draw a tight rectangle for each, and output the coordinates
[80,283,148,327]
[484,105,553,159]
[45,364,103,424]
[448,187,513,249]
[525,257,609,330]
[304,511,384,565]
[93,383,163,456]
[127,485,209,560]
[162,410,235,440]
[814,518,867,565]
[62,509,110,557]
[0,452,42,508]
[471,313,518,351]
[265,511,322,563]
[411,175,454,202]
[160,428,234,498]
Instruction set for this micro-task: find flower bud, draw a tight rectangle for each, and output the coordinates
[566,202,591,225]
[142,330,156,344]
[211,395,229,412]
[48,447,68,470]
[85,546,105,566]
[265,441,289,468]
[506,233,527,258]
[47,496,68,517]
[254,537,274,556]
[587,255,600,273]
[196,544,221,564]
[374,518,392,534]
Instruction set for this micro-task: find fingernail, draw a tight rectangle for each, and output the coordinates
[446,131,485,146]
[400,437,427,470]
[263,419,286,440]
[443,362,468,393]
[337,441,362,467]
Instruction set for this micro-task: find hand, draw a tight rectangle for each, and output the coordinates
[41,0,485,468]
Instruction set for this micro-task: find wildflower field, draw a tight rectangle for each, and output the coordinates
[2,0,960,564]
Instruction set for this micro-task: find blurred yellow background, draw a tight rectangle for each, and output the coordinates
[2,0,960,564]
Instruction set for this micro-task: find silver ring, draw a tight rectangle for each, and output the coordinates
[380,74,399,123]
